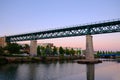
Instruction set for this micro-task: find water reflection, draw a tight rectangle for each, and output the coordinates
[86,64,95,80]
[0,61,120,80]
[15,64,37,80]
[0,64,18,80]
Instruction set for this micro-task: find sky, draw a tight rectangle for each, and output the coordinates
[0,0,120,51]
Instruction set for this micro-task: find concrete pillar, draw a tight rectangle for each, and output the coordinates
[0,37,7,47]
[30,40,37,56]
[86,35,94,60]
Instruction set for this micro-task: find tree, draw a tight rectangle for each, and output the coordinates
[105,51,108,54]
[102,51,105,54]
[97,51,100,56]
[37,46,41,56]
[65,48,70,55]
[23,44,30,53]
[5,43,22,54]
[116,51,120,54]
[0,46,4,55]
[45,45,52,56]
[53,46,58,56]
[70,48,75,56]
[77,50,81,56]
[59,47,64,55]
[40,46,45,56]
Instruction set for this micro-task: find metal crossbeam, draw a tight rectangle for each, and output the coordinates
[6,19,120,42]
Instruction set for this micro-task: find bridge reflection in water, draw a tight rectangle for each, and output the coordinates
[1,61,120,80]
[86,64,95,80]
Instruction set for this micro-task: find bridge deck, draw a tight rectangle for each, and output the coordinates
[6,19,120,42]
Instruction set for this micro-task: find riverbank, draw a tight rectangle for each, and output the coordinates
[0,56,84,64]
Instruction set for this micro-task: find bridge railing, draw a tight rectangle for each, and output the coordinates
[6,18,120,42]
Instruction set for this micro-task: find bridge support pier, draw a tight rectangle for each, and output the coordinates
[30,40,37,56]
[0,37,7,47]
[77,35,102,63]
[86,35,94,60]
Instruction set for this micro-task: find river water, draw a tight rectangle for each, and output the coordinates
[0,60,120,80]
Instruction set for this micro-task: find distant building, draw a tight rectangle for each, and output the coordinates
[37,43,54,47]
[63,47,81,51]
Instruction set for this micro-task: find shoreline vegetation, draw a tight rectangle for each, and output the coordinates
[1,43,120,64]
[0,56,85,64]
[0,56,120,64]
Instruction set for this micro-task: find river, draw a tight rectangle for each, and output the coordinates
[0,60,120,80]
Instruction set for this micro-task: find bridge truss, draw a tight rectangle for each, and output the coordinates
[6,19,120,42]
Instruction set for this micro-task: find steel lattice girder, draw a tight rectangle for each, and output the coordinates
[6,20,120,42]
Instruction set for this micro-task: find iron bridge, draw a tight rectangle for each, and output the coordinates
[6,19,120,42]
